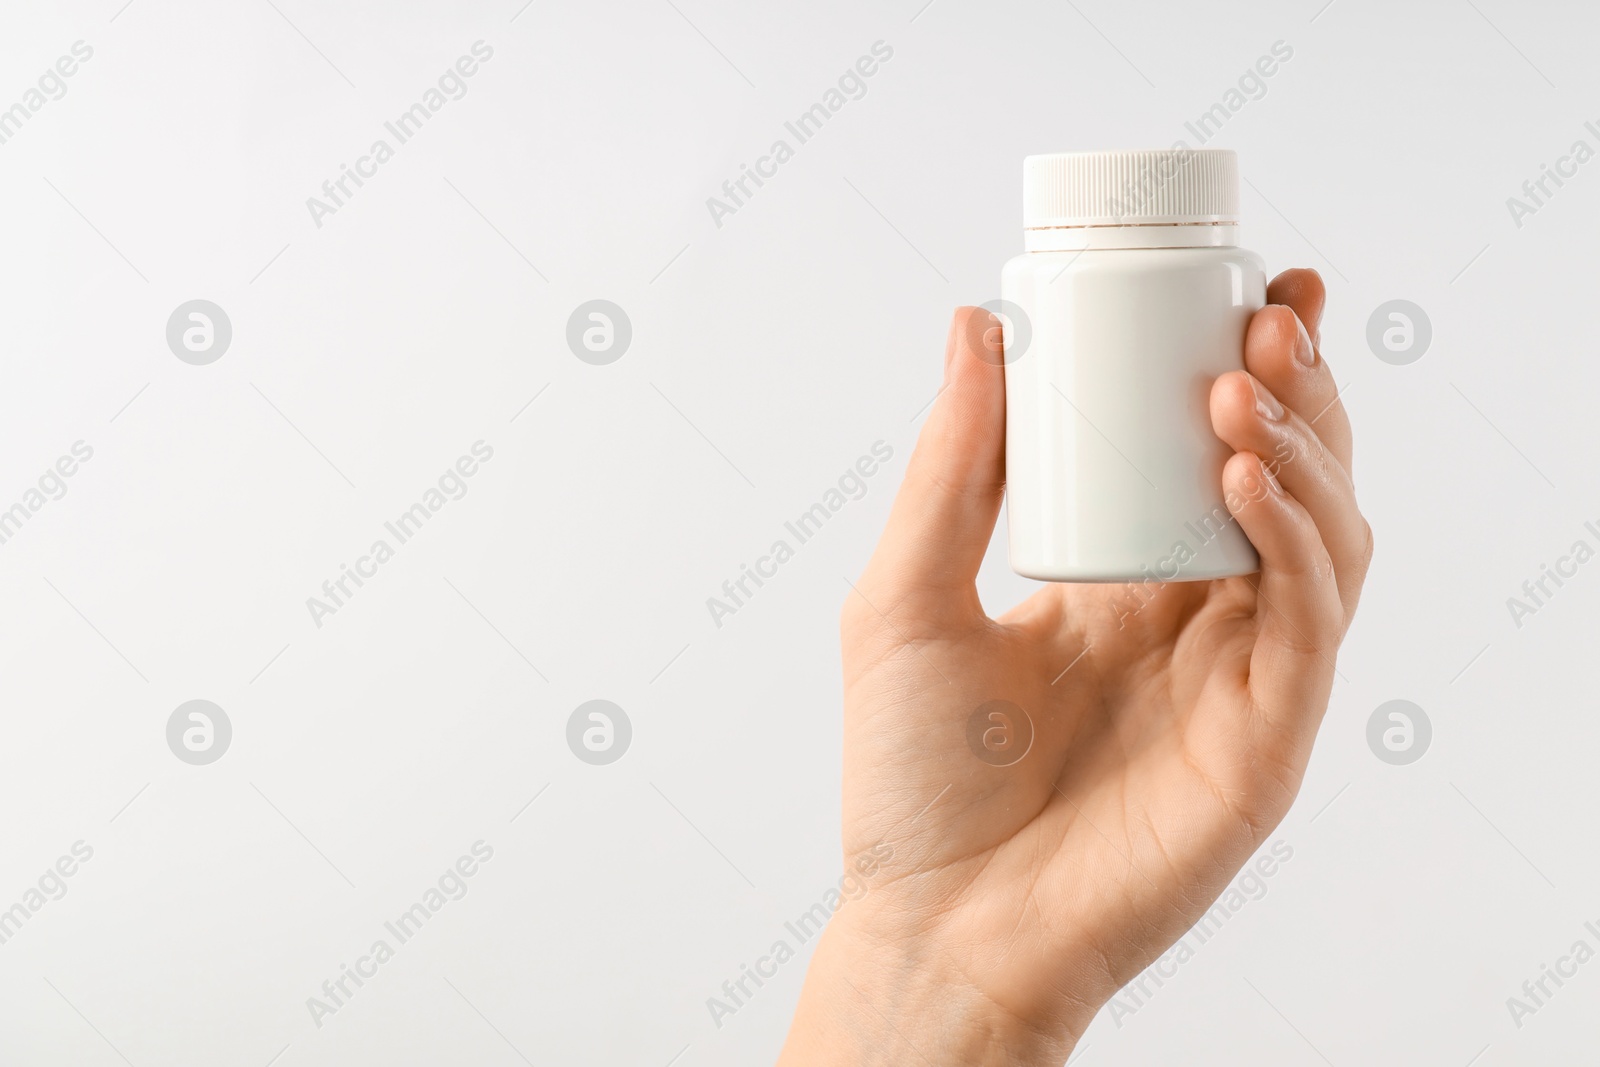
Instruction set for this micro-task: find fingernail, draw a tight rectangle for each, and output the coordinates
[1253,380,1284,421]
[1293,322,1318,367]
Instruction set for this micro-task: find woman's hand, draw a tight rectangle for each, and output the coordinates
[780,269,1370,1065]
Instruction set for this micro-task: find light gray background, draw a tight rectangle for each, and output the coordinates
[0,0,1593,1063]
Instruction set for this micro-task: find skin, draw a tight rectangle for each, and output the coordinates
[778,269,1371,1064]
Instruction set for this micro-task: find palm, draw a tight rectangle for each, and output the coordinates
[844,577,1290,1010]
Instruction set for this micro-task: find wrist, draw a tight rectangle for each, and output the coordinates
[779,907,1083,1066]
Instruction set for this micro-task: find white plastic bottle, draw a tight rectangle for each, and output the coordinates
[1000,148,1264,583]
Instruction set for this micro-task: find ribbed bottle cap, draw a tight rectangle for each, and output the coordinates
[1022,149,1239,229]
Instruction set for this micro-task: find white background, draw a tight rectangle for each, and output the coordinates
[0,0,1595,1063]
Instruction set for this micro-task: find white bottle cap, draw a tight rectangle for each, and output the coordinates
[1022,149,1239,229]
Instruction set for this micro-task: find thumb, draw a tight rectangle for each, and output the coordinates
[856,306,1007,624]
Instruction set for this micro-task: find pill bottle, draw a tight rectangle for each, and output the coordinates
[1000,148,1264,583]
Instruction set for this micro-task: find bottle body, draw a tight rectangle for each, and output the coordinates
[1001,242,1265,582]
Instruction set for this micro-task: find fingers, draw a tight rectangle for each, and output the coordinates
[1220,451,1342,747]
[855,307,1006,623]
[1265,268,1325,346]
[1211,371,1372,625]
[1244,297,1353,478]
[1206,270,1364,766]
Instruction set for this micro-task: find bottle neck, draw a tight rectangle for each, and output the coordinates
[1024,222,1238,252]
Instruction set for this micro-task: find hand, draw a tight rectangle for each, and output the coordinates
[779,269,1371,1065]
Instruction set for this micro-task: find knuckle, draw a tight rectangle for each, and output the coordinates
[1306,560,1345,632]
